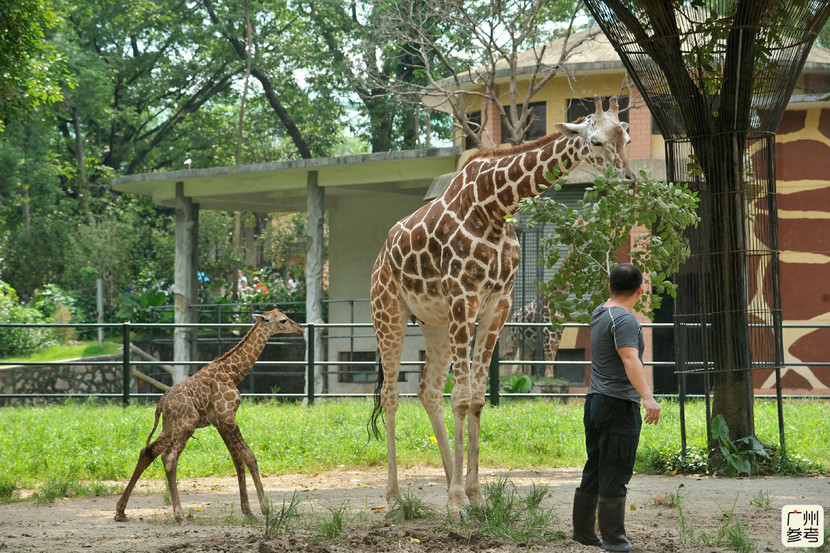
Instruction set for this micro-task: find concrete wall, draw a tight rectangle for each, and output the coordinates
[326,192,428,394]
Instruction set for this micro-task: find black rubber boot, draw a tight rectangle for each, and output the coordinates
[598,496,633,551]
[571,489,603,547]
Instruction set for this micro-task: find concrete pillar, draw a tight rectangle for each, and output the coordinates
[305,171,325,396]
[174,182,199,384]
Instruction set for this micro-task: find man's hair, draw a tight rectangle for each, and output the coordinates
[609,263,643,296]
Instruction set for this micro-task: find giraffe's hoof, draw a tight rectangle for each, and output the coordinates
[114,512,127,522]
[465,486,483,505]
[448,489,467,517]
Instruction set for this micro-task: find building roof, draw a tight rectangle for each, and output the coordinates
[112,147,460,212]
[424,26,830,111]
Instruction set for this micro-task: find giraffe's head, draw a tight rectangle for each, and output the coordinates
[253,308,305,336]
[555,95,635,182]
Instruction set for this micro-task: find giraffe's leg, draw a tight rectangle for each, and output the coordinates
[418,323,454,486]
[218,423,266,517]
[161,432,193,523]
[447,314,478,515]
[543,329,555,378]
[465,298,512,504]
[370,273,408,505]
[114,433,172,521]
[545,329,563,379]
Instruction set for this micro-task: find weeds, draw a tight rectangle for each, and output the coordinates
[651,488,683,508]
[677,502,690,545]
[32,478,118,505]
[445,477,559,543]
[263,492,302,538]
[0,475,17,500]
[386,487,436,521]
[677,494,758,553]
[749,489,771,510]
[712,415,770,477]
[313,502,350,540]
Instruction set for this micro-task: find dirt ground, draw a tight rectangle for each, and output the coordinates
[0,466,827,553]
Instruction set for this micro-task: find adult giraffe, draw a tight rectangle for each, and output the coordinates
[369,96,634,513]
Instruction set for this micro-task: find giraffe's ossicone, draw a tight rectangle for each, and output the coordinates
[114,308,303,523]
[369,96,633,514]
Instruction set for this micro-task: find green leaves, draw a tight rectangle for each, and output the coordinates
[711,414,771,477]
[519,168,700,329]
[503,374,532,394]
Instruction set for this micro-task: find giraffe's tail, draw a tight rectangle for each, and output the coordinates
[144,392,166,448]
[368,351,385,441]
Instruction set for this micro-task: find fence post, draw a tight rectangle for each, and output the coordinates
[122,322,131,406]
[489,341,500,406]
[306,323,315,405]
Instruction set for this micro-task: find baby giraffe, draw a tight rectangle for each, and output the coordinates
[114,308,304,523]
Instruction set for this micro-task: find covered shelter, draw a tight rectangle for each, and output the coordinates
[112,148,460,390]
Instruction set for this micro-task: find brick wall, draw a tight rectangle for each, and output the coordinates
[481,86,503,148]
[627,86,652,160]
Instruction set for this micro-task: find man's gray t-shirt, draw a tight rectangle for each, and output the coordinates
[586,305,644,404]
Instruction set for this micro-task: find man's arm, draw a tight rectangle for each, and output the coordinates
[618,346,661,424]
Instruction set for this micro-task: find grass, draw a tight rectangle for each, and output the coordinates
[312,502,350,540]
[444,476,560,542]
[749,489,772,510]
[386,487,437,522]
[32,477,120,505]
[0,398,827,498]
[263,492,302,537]
[0,340,121,364]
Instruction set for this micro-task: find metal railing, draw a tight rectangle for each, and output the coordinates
[1,321,829,406]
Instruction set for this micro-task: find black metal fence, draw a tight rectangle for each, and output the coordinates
[1,321,828,405]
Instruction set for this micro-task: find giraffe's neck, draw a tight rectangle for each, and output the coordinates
[214,322,270,385]
[470,132,587,221]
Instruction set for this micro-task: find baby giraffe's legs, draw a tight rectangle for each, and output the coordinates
[161,432,193,523]
[114,433,173,522]
[219,424,267,517]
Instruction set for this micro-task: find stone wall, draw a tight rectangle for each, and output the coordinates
[0,354,127,406]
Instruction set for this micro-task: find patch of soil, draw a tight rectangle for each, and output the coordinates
[0,466,827,552]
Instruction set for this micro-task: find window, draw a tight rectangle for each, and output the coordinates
[567,96,629,124]
[554,348,587,385]
[502,101,547,144]
[338,351,412,383]
[464,102,547,148]
[463,111,482,150]
[338,351,377,383]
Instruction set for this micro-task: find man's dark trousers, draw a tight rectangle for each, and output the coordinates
[578,393,642,498]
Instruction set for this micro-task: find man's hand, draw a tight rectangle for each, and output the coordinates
[642,396,660,425]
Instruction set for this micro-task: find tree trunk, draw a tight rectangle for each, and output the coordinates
[692,133,755,443]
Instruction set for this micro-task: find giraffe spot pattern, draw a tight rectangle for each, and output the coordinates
[369,97,634,510]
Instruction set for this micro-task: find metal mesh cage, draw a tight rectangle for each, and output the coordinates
[584,2,830,137]
[669,133,784,376]
[582,1,830,444]
[581,1,830,376]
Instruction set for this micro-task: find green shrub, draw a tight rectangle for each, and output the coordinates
[0,281,55,357]
[503,374,532,393]
[30,284,81,320]
[638,444,709,474]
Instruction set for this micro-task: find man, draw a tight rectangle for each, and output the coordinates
[572,263,661,551]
